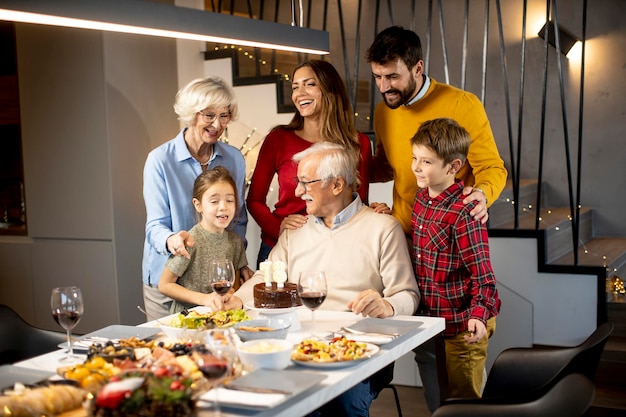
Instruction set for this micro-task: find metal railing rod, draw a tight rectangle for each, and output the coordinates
[480,0,489,103]
[337,0,353,108]
[367,0,382,132]
[536,0,551,231]
[425,0,432,74]
[437,0,450,84]
[351,0,364,115]
[461,0,469,90]
[515,0,529,230]
[495,0,517,226]
[551,0,579,262]
[575,0,589,266]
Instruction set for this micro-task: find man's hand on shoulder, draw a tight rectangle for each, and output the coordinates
[462,186,489,224]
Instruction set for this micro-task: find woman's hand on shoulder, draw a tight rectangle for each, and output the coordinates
[370,202,392,215]
[279,214,308,234]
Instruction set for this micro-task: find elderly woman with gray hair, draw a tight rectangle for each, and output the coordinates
[142,76,249,321]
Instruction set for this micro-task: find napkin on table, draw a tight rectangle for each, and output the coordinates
[335,333,395,345]
[198,387,287,408]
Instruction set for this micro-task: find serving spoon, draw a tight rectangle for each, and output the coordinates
[136,305,167,328]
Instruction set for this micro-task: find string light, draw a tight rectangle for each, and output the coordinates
[489,192,618,281]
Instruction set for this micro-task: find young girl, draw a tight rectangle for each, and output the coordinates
[158,166,248,314]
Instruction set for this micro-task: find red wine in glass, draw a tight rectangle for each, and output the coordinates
[300,292,327,310]
[209,260,235,298]
[52,311,81,329]
[50,286,84,364]
[211,281,233,296]
[198,358,229,379]
[193,329,235,416]
[297,272,327,338]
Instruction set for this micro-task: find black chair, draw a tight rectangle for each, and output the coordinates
[0,304,67,365]
[443,321,613,406]
[483,321,612,402]
[432,373,595,417]
[382,384,403,417]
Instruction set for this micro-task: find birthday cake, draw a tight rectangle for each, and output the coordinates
[253,261,301,309]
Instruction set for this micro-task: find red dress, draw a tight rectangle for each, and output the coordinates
[247,129,372,247]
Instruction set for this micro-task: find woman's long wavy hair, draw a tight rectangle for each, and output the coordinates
[277,60,362,187]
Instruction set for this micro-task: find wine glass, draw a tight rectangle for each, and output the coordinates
[50,286,84,363]
[297,271,327,339]
[209,260,235,297]
[192,329,236,416]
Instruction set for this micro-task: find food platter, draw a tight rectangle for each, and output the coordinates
[291,343,380,369]
[58,325,161,350]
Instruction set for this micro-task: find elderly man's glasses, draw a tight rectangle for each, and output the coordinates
[199,111,231,125]
[294,177,324,190]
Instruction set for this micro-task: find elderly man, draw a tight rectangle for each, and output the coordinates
[231,142,420,417]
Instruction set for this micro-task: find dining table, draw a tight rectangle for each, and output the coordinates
[10,308,444,417]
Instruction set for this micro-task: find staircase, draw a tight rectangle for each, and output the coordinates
[490,179,626,289]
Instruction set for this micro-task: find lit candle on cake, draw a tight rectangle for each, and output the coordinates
[260,260,273,287]
[272,261,287,288]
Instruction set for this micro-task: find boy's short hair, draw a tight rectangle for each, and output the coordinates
[410,118,470,165]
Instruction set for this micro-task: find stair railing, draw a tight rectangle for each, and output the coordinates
[205,0,589,267]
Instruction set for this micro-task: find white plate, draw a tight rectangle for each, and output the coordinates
[0,365,55,390]
[58,325,160,350]
[244,301,301,315]
[292,343,380,369]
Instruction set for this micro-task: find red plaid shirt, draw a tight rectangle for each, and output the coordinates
[411,181,501,337]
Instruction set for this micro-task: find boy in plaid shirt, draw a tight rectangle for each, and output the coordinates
[409,118,501,411]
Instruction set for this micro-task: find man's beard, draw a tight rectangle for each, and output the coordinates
[381,74,417,109]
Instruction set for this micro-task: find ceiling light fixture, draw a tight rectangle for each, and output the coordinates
[0,0,330,55]
[538,20,580,56]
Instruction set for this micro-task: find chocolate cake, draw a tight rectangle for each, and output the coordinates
[253,282,302,309]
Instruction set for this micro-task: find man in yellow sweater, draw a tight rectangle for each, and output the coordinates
[366,26,507,412]
[366,26,507,234]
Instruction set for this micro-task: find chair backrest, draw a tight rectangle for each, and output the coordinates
[482,321,613,401]
[564,321,614,380]
[0,304,67,365]
[433,373,595,417]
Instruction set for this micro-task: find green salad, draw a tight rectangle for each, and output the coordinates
[168,309,250,329]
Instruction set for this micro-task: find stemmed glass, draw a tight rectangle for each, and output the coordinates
[297,271,327,339]
[50,286,84,363]
[209,260,235,297]
[192,329,236,416]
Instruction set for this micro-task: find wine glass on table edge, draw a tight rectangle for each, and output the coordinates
[209,260,235,297]
[297,271,327,339]
[192,328,236,416]
[50,286,84,364]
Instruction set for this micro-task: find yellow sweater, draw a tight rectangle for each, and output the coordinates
[373,77,508,234]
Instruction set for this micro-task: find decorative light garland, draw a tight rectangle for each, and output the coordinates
[495,196,622,280]
[210,45,623,286]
